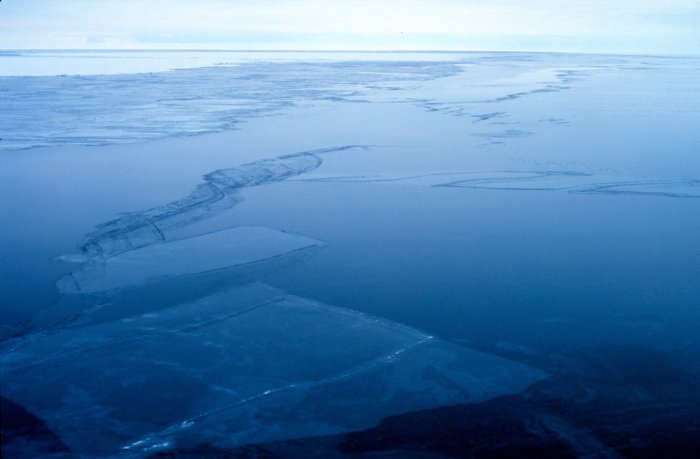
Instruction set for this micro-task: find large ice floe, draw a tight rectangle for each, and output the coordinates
[1,164,545,457]
[43,226,324,331]
[2,280,545,457]
[58,226,322,295]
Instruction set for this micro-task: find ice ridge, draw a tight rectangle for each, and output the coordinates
[78,145,369,260]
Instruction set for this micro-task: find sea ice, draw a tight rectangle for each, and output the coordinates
[438,171,700,198]
[34,226,324,331]
[76,146,367,260]
[1,283,545,457]
[296,170,700,198]
[58,226,323,294]
[2,52,698,459]
[0,60,461,151]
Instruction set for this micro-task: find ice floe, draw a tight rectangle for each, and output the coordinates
[1,283,545,457]
[42,226,323,331]
[58,226,323,294]
[75,146,367,260]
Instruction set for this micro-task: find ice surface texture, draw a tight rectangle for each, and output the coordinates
[3,53,698,458]
[77,145,367,260]
[0,54,603,152]
[1,283,545,457]
[44,146,365,332]
[44,226,324,331]
[59,226,323,294]
[297,170,700,199]
[0,61,460,151]
[438,171,700,198]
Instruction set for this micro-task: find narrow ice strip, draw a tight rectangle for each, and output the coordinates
[293,171,515,185]
[294,170,699,198]
[440,172,700,197]
[76,145,366,260]
[575,179,700,198]
[439,171,601,190]
[58,226,323,294]
[0,284,545,457]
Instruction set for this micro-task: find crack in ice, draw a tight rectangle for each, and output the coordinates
[120,334,435,454]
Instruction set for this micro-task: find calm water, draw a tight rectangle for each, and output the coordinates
[1,51,699,458]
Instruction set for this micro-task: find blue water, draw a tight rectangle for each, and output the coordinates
[1,51,699,458]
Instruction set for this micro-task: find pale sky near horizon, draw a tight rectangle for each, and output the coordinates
[1,0,699,55]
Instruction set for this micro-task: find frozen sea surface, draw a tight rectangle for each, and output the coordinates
[1,51,699,458]
[2,283,544,457]
[0,55,464,150]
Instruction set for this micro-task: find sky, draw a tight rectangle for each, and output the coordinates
[1,0,699,55]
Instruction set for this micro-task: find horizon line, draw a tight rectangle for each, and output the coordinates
[2,48,698,59]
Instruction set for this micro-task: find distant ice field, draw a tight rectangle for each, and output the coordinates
[0,49,475,76]
[4,50,697,152]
